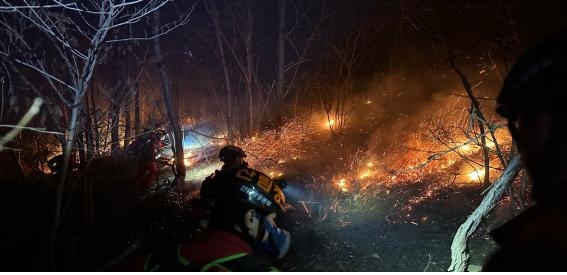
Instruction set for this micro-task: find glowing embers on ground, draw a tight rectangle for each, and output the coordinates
[465,168,486,183]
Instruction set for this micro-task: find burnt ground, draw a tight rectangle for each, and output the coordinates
[272,183,504,272]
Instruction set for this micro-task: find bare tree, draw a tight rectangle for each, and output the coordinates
[205,0,235,140]
[151,8,190,187]
[317,23,372,136]
[388,1,522,271]
[204,0,326,137]
[0,1,193,270]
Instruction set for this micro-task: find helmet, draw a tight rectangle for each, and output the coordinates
[497,30,567,121]
[219,145,247,162]
[213,167,287,216]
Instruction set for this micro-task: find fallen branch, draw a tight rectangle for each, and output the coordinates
[448,154,522,271]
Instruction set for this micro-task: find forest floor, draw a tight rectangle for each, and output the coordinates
[159,162,511,272]
[275,185,502,272]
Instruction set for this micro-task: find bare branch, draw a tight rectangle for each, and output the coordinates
[0,124,63,135]
[0,97,43,151]
[106,3,196,43]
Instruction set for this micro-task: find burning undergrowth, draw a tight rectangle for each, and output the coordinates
[224,91,513,226]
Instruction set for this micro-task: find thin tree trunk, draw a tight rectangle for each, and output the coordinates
[245,0,254,135]
[110,89,120,153]
[90,84,100,154]
[124,100,131,145]
[152,10,186,184]
[207,0,234,141]
[50,7,112,269]
[134,82,141,136]
[84,89,95,159]
[448,154,522,272]
[276,0,286,101]
[450,59,491,186]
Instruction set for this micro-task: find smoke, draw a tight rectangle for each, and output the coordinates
[356,70,501,157]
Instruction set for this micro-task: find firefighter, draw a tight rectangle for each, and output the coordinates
[199,145,249,209]
[133,128,167,193]
[116,167,291,271]
[483,30,567,271]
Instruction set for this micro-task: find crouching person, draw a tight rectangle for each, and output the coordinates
[116,167,291,271]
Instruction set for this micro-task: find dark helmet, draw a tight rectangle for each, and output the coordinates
[219,145,247,162]
[213,167,287,216]
[497,30,567,121]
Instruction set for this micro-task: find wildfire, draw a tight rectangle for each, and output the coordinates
[237,117,315,173]
[466,169,485,182]
[210,97,513,224]
[324,119,336,129]
[184,151,192,167]
[359,171,371,179]
[335,178,348,192]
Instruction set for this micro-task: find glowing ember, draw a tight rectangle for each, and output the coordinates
[325,119,336,129]
[336,178,348,192]
[466,169,485,182]
[359,171,371,179]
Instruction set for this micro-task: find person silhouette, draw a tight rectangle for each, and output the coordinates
[483,29,567,271]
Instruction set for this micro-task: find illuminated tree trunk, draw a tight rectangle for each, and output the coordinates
[448,154,522,272]
[152,10,186,184]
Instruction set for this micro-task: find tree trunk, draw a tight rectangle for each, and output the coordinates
[448,154,522,272]
[245,0,255,135]
[90,84,100,154]
[207,0,234,141]
[84,89,95,159]
[152,10,186,185]
[124,99,131,145]
[276,0,286,101]
[110,86,121,153]
[134,82,141,136]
